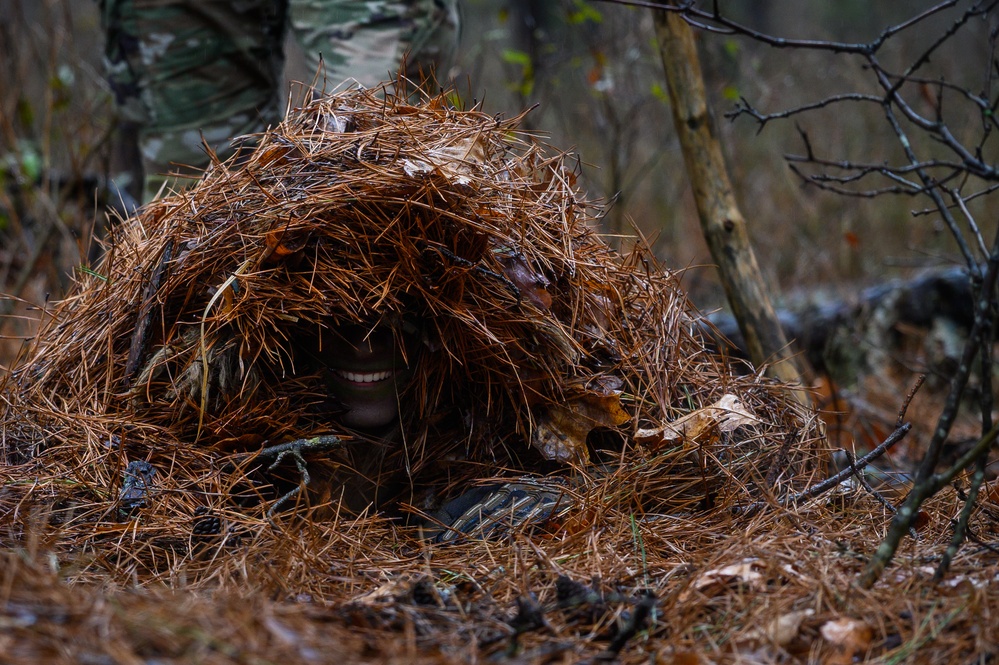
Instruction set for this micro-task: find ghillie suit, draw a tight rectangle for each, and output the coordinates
[0,84,821,550]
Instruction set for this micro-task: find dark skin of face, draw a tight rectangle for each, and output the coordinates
[304,319,429,516]
[322,322,416,431]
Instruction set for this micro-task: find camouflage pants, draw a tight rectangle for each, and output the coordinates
[100,0,461,202]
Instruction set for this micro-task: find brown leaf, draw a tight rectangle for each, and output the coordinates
[635,394,757,450]
[209,280,239,317]
[262,228,308,263]
[585,291,615,334]
[353,577,415,605]
[401,135,486,186]
[820,617,873,665]
[392,104,421,115]
[498,252,552,310]
[320,112,353,133]
[691,558,766,597]
[912,509,932,531]
[253,145,294,168]
[531,387,630,463]
[763,609,814,647]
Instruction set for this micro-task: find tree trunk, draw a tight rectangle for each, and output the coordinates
[653,7,812,407]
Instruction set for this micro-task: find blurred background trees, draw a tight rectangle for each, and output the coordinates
[6,2,992,312]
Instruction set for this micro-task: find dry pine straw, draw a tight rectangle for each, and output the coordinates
[0,84,995,663]
[2,486,999,664]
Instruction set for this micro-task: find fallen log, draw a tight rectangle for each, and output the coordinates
[704,267,974,375]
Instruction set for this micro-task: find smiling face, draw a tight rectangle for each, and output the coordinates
[322,322,416,431]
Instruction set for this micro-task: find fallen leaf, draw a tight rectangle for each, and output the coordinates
[636,394,757,449]
[531,383,630,463]
[353,577,418,605]
[689,558,766,598]
[210,279,240,316]
[980,479,999,505]
[585,291,615,334]
[253,144,295,168]
[321,112,353,133]
[402,134,486,186]
[820,617,872,665]
[764,608,814,646]
[392,104,421,115]
[498,252,552,309]
[262,228,308,263]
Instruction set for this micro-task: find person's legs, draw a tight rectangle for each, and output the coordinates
[101,0,288,202]
[287,0,461,89]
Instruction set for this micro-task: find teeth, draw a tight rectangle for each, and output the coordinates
[337,370,393,384]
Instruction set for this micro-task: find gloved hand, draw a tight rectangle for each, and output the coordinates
[424,478,573,544]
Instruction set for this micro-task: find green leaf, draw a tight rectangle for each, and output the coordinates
[502,49,532,67]
[567,0,603,24]
[18,144,42,182]
[444,90,463,109]
[502,50,535,97]
[50,64,76,112]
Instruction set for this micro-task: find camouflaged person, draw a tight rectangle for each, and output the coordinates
[100,0,461,203]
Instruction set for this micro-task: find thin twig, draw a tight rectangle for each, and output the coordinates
[735,423,912,516]
[841,449,903,518]
[791,424,911,505]
[249,435,344,519]
[254,434,345,462]
[861,228,999,587]
[897,374,926,428]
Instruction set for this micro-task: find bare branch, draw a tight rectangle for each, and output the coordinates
[632,0,999,586]
[878,100,981,272]
[787,164,932,199]
[726,94,884,131]
[734,423,912,517]
[911,183,999,217]
[936,300,996,580]
[791,424,911,506]
[897,374,927,428]
[888,3,994,97]
[611,0,966,55]
[946,186,990,257]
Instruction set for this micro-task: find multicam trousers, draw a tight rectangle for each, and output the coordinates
[100,0,461,201]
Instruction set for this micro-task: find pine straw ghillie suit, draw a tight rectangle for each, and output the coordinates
[1,85,821,540]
